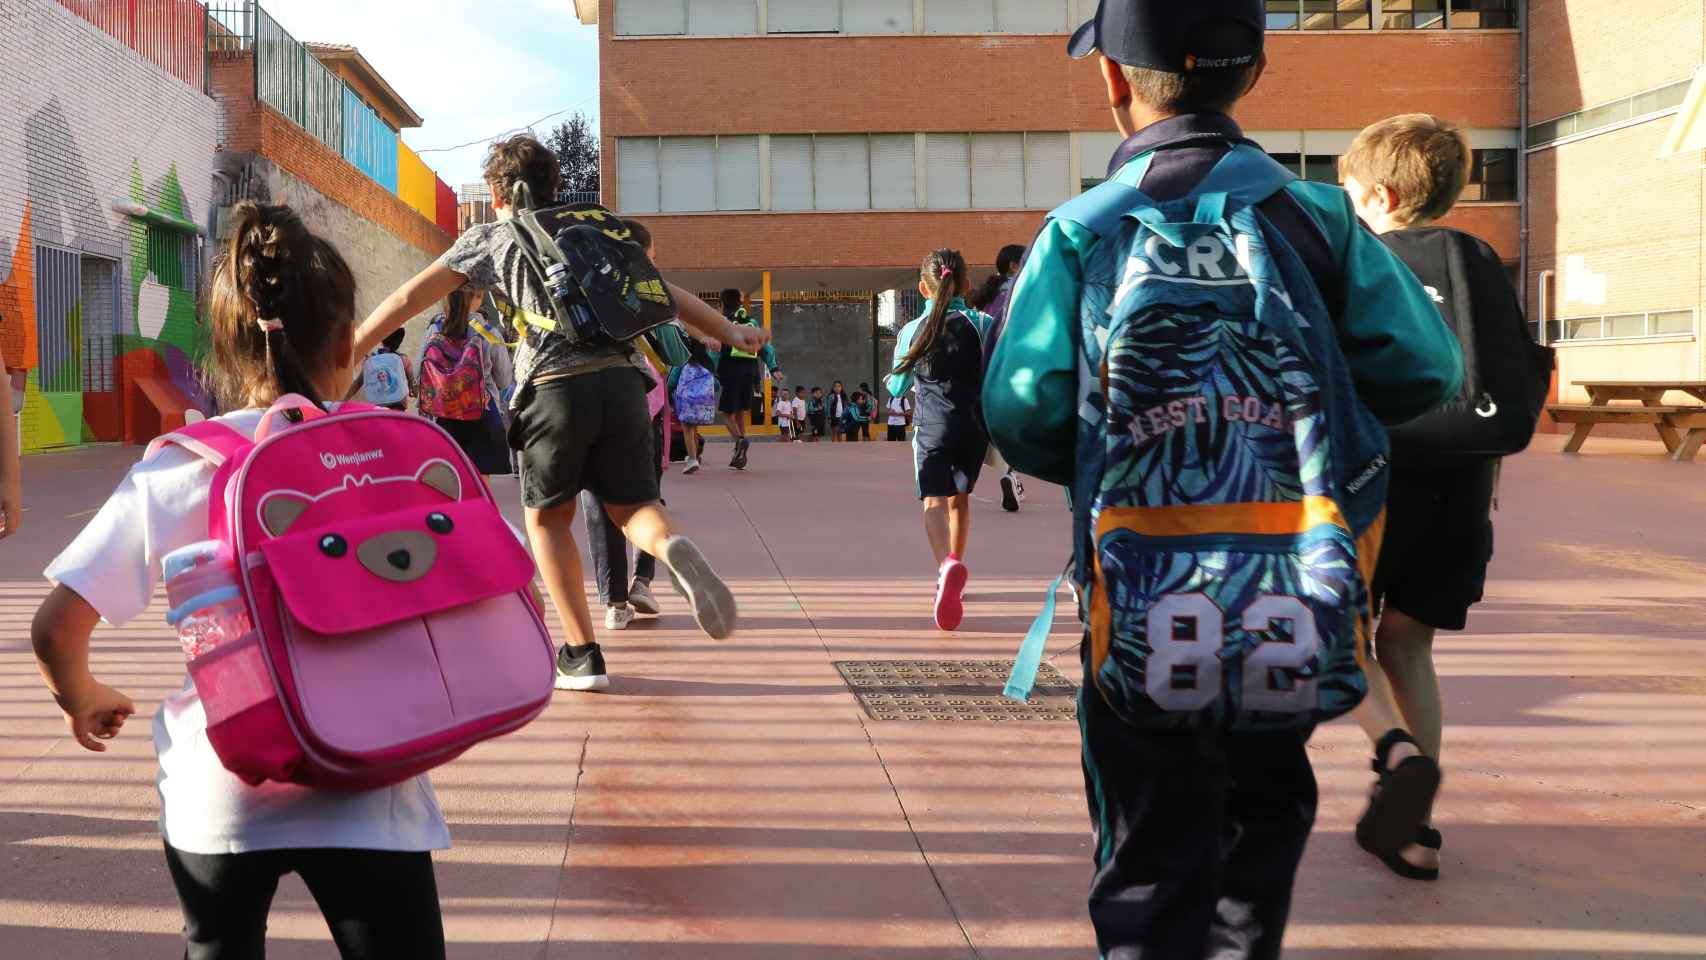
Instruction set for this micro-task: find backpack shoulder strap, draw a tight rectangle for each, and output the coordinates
[1188,144,1298,218]
[145,419,250,466]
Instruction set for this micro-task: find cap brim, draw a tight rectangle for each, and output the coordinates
[1067,18,1097,59]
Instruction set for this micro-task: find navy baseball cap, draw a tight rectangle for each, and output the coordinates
[1068,0,1265,73]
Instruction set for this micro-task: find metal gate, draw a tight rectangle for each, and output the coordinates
[33,246,81,393]
[79,255,119,393]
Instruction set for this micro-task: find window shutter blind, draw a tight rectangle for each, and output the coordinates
[768,0,839,32]
[617,138,661,214]
[870,134,916,209]
[660,137,717,212]
[813,135,871,209]
[926,134,972,209]
[687,0,758,34]
[1024,133,1070,208]
[615,0,686,35]
[770,135,815,210]
[924,0,995,33]
[972,133,1024,208]
[1077,131,1126,184]
[716,136,760,210]
[995,0,1067,32]
[842,0,912,32]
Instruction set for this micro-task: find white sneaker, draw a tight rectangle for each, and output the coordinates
[683,457,701,475]
[604,604,635,631]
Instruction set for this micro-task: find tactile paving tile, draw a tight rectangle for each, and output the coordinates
[833,659,1078,722]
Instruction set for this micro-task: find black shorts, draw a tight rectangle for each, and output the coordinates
[1371,461,1497,631]
[509,367,660,510]
[913,419,989,499]
[718,357,759,415]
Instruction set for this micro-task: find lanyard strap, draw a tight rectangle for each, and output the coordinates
[1004,559,1074,702]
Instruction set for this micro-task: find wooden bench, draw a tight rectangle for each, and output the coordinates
[1547,403,1706,461]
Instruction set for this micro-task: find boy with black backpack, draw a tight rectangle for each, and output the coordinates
[1339,114,1553,882]
[986,4,1464,957]
[353,135,770,692]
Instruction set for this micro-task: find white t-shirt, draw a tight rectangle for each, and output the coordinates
[790,397,807,421]
[44,407,451,856]
[773,399,794,427]
[887,396,912,426]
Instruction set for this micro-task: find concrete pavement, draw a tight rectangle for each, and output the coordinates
[1,434,1703,958]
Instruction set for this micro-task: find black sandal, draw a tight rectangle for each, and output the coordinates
[1355,729,1442,859]
[1377,825,1442,882]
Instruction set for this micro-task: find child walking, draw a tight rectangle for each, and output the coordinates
[32,202,451,959]
[418,286,512,477]
[886,250,993,632]
[985,4,1463,957]
[354,134,767,692]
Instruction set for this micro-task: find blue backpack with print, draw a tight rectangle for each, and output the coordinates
[1006,145,1391,732]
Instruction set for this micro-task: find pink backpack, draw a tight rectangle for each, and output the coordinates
[418,332,485,420]
[147,396,555,791]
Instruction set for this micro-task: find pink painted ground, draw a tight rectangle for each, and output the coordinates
[1,434,1703,958]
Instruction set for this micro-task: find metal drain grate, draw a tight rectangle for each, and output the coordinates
[834,659,1078,722]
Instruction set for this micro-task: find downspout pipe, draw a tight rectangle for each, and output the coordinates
[1519,0,1532,320]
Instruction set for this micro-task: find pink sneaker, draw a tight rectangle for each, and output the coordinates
[934,558,968,631]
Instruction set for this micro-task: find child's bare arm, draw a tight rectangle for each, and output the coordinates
[354,263,466,358]
[32,585,135,752]
[0,377,18,539]
[669,282,770,354]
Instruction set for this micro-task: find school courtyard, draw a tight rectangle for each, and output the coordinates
[0,435,1703,958]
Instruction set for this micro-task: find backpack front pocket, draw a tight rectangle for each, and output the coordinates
[1088,500,1370,731]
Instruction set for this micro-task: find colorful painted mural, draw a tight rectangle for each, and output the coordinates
[1,0,219,451]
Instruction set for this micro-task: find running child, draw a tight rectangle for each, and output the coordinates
[984,3,1463,956]
[1340,113,1525,881]
[886,249,994,632]
[32,202,451,958]
[715,290,782,470]
[670,331,719,473]
[353,134,768,692]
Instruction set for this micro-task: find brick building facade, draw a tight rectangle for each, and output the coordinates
[578,1,1521,295]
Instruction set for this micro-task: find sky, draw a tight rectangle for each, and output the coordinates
[264,0,601,191]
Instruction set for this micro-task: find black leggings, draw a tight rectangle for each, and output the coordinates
[164,844,445,960]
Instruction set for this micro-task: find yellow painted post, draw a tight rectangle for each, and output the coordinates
[761,271,773,426]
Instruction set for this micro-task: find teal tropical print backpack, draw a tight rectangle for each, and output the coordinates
[1008,146,1390,732]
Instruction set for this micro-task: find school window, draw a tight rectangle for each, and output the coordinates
[1266,0,1372,31]
[618,136,761,213]
[614,0,758,36]
[1381,0,1516,29]
[923,0,1071,34]
[1555,310,1696,342]
[1461,148,1516,202]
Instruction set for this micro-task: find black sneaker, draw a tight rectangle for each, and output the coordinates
[1000,472,1020,513]
[730,437,750,470]
[554,642,610,692]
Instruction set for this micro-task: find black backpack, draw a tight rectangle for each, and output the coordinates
[505,184,677,345]
[1378,227,1555,467]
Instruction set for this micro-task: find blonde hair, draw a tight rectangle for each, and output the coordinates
[1339,113,1472,226]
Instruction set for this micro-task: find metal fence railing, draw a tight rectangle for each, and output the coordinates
[56,0,209,91]
[205,0,454,233]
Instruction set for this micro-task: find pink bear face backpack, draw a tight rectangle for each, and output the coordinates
[148,396,555,790]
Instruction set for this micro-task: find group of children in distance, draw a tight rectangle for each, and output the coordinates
[24,0,1525,954]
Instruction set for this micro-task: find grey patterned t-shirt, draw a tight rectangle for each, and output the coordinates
[437,221,646,404]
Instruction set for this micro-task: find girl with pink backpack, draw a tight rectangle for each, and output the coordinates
[31,203,551,958]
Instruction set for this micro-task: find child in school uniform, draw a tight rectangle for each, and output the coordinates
[886,250,995,631]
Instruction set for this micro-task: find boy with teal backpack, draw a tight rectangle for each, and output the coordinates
[986,3,1462,957]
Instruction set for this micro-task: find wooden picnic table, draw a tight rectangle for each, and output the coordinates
[1548,380,1706,461]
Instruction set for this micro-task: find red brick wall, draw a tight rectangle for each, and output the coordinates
[598,30,1519,137]
[211,52,448,257]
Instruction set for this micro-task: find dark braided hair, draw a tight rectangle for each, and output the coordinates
[894,249,968,375]
[205,202,356,410]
